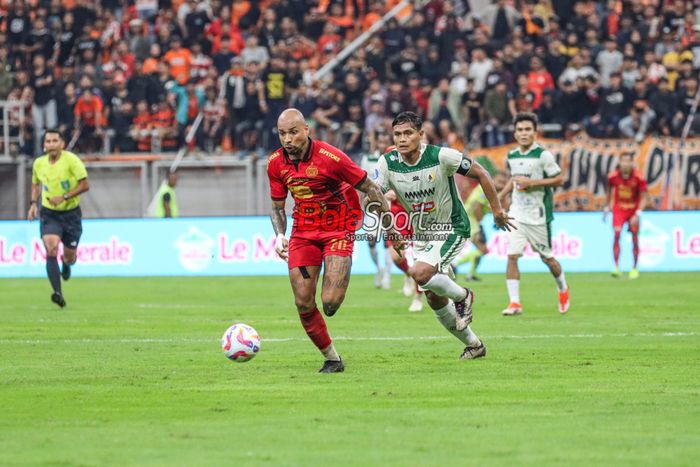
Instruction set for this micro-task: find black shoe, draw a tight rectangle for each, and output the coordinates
[319,358,344,373]
[61,262,71,281]
[51,292,66,308]
[454,288,474,331]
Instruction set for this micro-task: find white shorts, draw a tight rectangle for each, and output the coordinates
[506,221,553,258]
[413,232,467,274]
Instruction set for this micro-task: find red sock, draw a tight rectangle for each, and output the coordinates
[631,232,639,267]
[613,231,621,267]
[299,307,332,350]
[395,257,409,274]
[414,281,422,295]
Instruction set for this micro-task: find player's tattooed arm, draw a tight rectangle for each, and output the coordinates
[356,178,391,223]
[270,200,287,236]
[270,200,289,261]
[355,178,407,255]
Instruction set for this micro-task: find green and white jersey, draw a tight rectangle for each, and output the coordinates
[506,143,561,225]
[375,144,472,237]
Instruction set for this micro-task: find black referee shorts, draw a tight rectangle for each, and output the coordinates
[40,206,83,249]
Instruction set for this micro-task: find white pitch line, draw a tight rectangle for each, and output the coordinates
[0,332,696,345]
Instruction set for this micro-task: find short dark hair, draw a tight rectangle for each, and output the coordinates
[43,128,64,142]
[392,111,422,131]
[513,112,538,130]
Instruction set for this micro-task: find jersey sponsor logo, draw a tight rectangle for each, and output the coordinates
[288,184,313,199]
[319,148,340,162]
[305,164,318,177]
[411,201,435,212]
[267,152,281,167]
[404,187,435,200]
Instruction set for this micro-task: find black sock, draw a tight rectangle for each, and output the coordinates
[46,256,62,294]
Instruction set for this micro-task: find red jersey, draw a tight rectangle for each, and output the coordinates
[608,169,647,210]
[267,139,367,234]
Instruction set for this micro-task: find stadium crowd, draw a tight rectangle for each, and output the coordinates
[1,0,700,159]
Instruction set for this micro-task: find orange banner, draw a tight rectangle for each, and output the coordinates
[470,137,700,211]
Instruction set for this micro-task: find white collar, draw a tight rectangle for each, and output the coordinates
[397,143,427,166]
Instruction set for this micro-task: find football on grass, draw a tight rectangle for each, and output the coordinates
[222,324,261,362]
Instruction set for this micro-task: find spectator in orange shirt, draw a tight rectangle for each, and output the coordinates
[130,100,153,152]
[152,101,178,151]
[73,87,105,153]
[317,23,342,57]
[527,56,555,109]
[163,36,192,84]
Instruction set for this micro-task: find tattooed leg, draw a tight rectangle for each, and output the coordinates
[320,255,352,317]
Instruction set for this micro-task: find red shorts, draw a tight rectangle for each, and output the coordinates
[613,208,639,233]
[288,231,354,269]
[388,202,412,246]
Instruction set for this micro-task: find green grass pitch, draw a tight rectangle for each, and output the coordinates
[1,273,699,466]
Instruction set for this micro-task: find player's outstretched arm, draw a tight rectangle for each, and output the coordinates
[466,162,516,232]
[356,178,406,255]
[270,200,289,261]
[498,177,513,202]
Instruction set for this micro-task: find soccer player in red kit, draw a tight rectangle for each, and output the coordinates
[268,109,403,373]
[604,152,648,279]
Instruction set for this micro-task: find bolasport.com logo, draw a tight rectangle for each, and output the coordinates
[295,201,452,241]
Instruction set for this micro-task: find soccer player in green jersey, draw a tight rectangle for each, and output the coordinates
[375,112,515,360]
[499,112,570,316]
[27,129,90,308]
[454,172,507,281]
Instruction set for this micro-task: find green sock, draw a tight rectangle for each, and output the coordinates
[455,250,478,268]
[470,251,484,277]
[455,251,474,266]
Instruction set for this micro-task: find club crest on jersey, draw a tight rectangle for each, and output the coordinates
[61,180,70,190]
[427,172,436,183]
[306,164,318,177]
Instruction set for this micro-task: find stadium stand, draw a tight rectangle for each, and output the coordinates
[0,0,698,160]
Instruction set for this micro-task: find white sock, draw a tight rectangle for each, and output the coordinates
[384,248,393,277]
[507,279,520,304]
[369,245,379,266]
[433,301,481,346]
[423,274,467,301]
[554,272,567,292]
[321,343,340,361]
